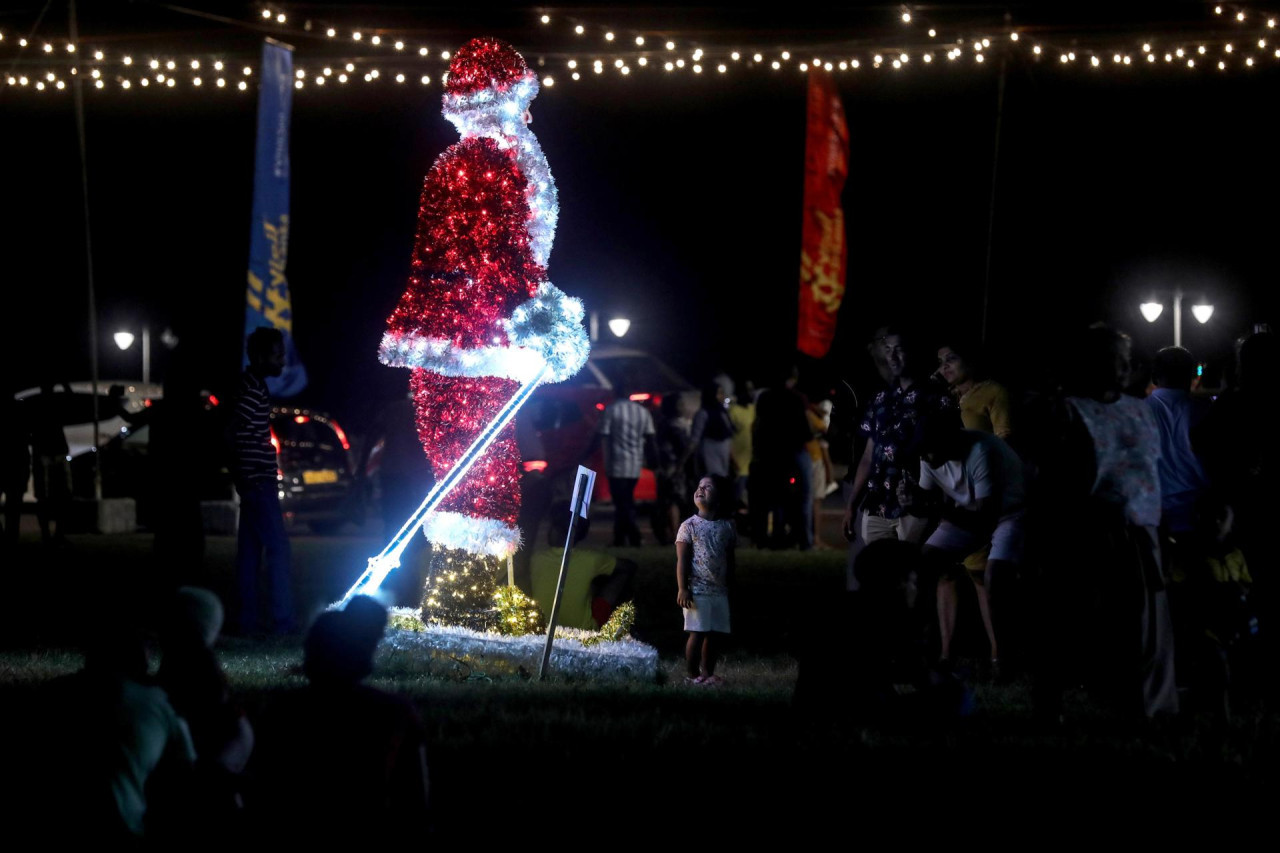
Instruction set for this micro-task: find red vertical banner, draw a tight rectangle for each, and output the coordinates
[797,68,849,359]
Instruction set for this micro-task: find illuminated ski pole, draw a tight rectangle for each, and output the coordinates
[337,364,548,605]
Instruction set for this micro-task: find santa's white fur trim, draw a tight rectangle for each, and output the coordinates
[503,283,589,383]
[422,511,521,558]
[379,331,546,382]
[442,73,539,120]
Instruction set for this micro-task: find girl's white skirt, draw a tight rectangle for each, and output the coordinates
[683,593,731,633]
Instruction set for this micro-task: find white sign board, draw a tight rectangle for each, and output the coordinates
[571,465,596,519]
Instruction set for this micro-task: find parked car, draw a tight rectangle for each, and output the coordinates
[15,381,168,508]
[270,406,361,534]
[522,346,696,503]
[12,383,360,534]
[15,380,162,461]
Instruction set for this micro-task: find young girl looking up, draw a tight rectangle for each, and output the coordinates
[676,477,737,685]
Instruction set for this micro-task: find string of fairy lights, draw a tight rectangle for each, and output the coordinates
[4,3,1280,96]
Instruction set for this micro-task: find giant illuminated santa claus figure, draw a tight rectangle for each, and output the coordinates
[379,37,588,566]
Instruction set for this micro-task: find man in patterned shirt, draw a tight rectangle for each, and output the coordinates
[230,327,295,634]
[583,380,657,547]
[842,328,954,546]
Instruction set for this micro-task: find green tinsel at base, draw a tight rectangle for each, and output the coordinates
[581,601,635,647]
[491,585,546,636]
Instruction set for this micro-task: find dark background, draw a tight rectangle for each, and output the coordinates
[3,2,1276,434]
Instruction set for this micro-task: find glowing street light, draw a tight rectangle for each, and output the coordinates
[608,317,631,338]
[113,327,152,384]
[1140,290,1213,347]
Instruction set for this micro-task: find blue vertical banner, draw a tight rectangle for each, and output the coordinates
[244,39,307,397]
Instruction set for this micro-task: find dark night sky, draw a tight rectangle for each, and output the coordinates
[4,2,1277,434]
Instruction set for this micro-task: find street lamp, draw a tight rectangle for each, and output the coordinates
[607,317,631,338]
[114,326,151,385]
[1139,289,1213,348]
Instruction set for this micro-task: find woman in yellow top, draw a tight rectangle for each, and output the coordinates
[934,340,1014,678]
[935,342,1012,439]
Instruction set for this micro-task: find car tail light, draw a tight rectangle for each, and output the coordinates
[629,393,651,402]
[523,460,548,473]
[207,394,220,407]
[595,403,605,411]
[330,419,351,451]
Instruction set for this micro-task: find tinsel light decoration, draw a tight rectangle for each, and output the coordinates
[417,546,545,632]
[381,612,661,682]
[378,36,589,566]
[492,585,546,636]
[580,601,636,646]
[421,546,506,631]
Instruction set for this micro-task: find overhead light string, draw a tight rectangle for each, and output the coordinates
[9,3,1280,96]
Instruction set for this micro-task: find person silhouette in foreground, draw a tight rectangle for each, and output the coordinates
[33,616,197,840]
[155,587,254,831]
[249,596,428,840]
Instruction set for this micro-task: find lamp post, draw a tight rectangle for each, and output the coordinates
[1139,289,1213,348]
[114,326,151,385]
[588,310,632,341]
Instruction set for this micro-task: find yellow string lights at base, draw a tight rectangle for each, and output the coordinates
[420,545,543,635]
[421,545,503,632]
[6,3,1280,98]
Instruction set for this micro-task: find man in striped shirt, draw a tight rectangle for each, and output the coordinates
[231,327,295,634]
[584,382,657,547]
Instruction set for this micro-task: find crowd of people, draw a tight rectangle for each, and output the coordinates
[6,318,1277,837]
[15,590,427,841]
[650,321,1274,724]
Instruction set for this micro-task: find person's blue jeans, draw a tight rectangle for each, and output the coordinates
[236,479,295,634]
[792,449,814,550]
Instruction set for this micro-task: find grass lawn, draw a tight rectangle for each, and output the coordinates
[3,531,1278,836]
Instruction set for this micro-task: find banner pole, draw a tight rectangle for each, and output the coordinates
[69,0,102,501]
[981,54,1008,346]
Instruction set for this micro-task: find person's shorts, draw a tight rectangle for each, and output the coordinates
[682,593,731,633]
[926,511,1024,565]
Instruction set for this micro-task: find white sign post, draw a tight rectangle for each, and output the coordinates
[539,466,595,680]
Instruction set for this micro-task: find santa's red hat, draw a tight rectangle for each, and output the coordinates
[443,37,539,116]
